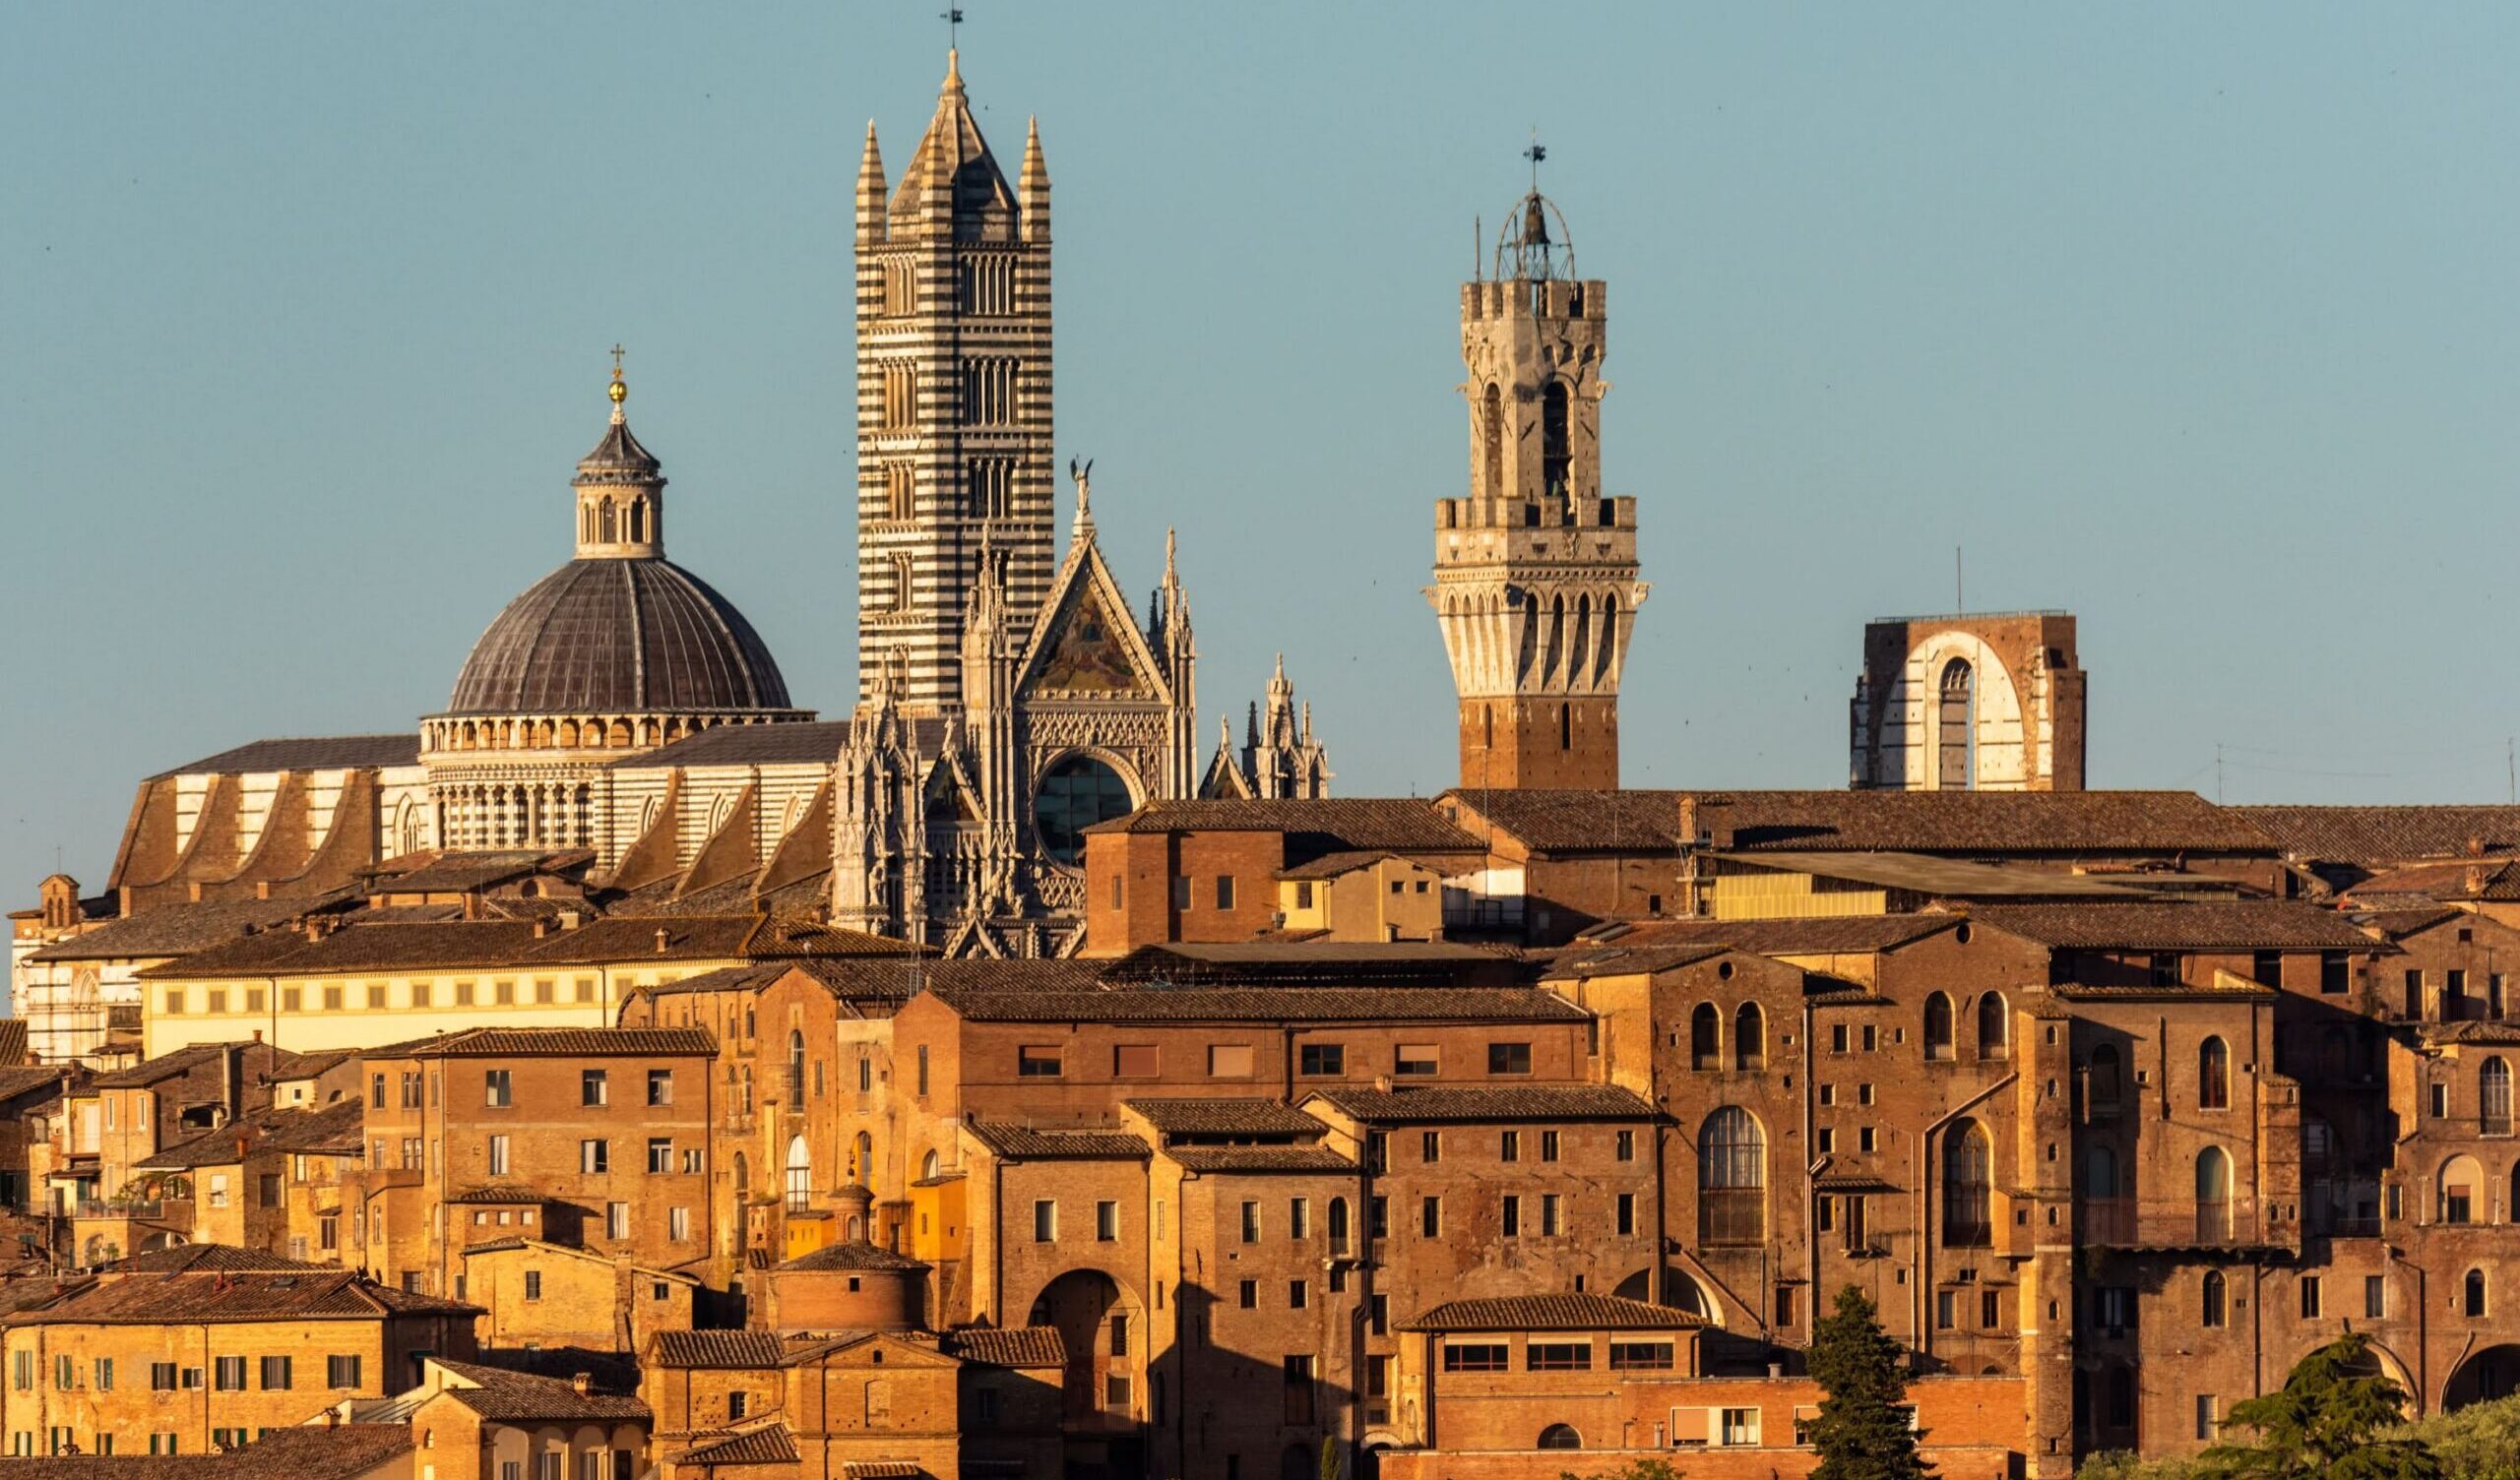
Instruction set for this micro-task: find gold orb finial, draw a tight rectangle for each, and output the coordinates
[607,343,627,419]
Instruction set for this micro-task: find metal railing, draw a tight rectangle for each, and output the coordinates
[2083,1197,2273,1248]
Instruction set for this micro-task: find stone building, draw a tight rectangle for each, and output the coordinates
[1850,611,2088,792]
[1430,189,1647,791]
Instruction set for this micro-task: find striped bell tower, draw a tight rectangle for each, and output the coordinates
[854,48,1055,711]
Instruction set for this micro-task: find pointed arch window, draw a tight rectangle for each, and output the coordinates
[1977,991,2009,1060]
[1923,992,1955,1062]
[1942,1120,1991,1246]
[1734,1003,1765,1073]
[1697,1107,1766,1246]
[2195,1146,2232,1242]
[1541,380,1571,496]
[2199,1036,2231,1110]
[1689,1004,1721,1072]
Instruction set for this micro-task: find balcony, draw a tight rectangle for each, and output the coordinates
[2083,1197,2284,1251]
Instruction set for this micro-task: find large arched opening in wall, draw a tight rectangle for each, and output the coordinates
[1028,1268,1145,1425]
[1612,1265,1717,1323]
[2445,1344,2520,1411]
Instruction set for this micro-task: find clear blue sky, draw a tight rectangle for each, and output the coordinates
[5,4,2517,894]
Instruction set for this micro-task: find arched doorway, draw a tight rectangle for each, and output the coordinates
[1028,1269,1145,1424]
[2445,1345,2520,1410]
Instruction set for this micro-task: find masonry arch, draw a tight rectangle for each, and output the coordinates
[1923,992,1955,1061]
[2440,1153,2484,1224]
[1909,630,2026,791]
[1026,1268,1144,1424]
[784,1135,811,1212]
[1698,1107,1766,1246]
[1538,1425,1581,1449]
[2445,1344,2520,1410]
[1733,1003,1765,1071]
[1689,1003,1721,1071]
[1611,1265,1717,1323]
[1977,991,2010,1060]
[2195,1146,2233,1242]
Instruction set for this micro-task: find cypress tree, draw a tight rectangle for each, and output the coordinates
[1809,1284,1934,1480]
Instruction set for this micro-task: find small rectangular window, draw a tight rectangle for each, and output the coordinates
[1443,1344,1508,1373]
[1420,1131,1441,1163]
[1420,1196,1441,1237]
[1615,1129,1635,1161]
[581,1140,609,1174]
[1241,1201,1261,1243]
[1113,1044,1159,1079]
[1238,1279,1258,1310]
[1501,1195,1520,1238]
[1540,1130,1560,1162]
[1616,1192,1636,1235]
[1608,1341,1672,1371]
[1289,1279,1307,1309]
[1487,1041,1533,1075]
[1098,1201,1119,1242]
[1033,1200,1057,1242]
[1499,1130,1520,1162]
[1395,1044,1439,1077]
[1216,876,1235,910]
[1541,1193,1561,1236]
[2300,1276,2323,1319]
[606,1202,630,1239]
[1298,1043,1346,1077]
[1170,876,1191,910]
[1018,1047,1063,1079]
[2364,1275,2387,1319]
[647,1069,673,1106]
[1209,1043,1255,1079]
[581,1070,608,1107]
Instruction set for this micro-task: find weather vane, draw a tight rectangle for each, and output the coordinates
[1526,129,1546,193]
[941,6,963,48]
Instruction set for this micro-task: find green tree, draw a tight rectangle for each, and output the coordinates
[2198,1333,2441,1480]
[1809,1284,1934,1480]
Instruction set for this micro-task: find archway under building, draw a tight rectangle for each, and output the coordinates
[1027,1268,1144,1426]
[2445,1345,2520,1411]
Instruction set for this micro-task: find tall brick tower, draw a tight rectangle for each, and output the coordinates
[855,49,1055,711]
[1429,183,1647,790]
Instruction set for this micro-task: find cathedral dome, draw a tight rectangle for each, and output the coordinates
[446,557,795,716]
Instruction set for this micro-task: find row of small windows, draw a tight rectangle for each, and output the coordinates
[8,1352,363,1394]
[872,357,1030,430]
[1685,993,2009,1073]
[872,255,1021,317]
[161,975,601,1017]
[2081,1036,2231,1111]
[579,494,654,546]
[1010,1040,1536,1079]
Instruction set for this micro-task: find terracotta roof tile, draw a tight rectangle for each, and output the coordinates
[670,1424,801,1465]
[1311,1085,1658,1124]
[614,720,851,770]
[943,1326,1067,1368]
[10,1267,473,1325]
[928,984,1585,1024]
[1164,1145,1358,1173]
[1123,1099,1323,1136]
[0,1422,416,1478]
[29,894,357,963]
[1963,900,2384,951]
[1402,1293,1706,1331]
[2236,805,2520,866]
[1606,915,1961,956]
[777,1241,931,1272]
[364,1026,716,1059]
[1448,788,2267,856]
[651,1328,788,1369]
[965,1123,1151,1160]
[1082,798,1481,853]
[427,1358,649,1421]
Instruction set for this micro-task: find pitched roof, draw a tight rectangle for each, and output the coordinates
[426,1358,650,1422]
[1602,914,1961,957]
[613,719,851,770]
[1402,1293,1706,1331]
[0,1422,417,1478]
[1164,1144,1358,1174]
[1097,941,1533,989]
[27,894,354,963]
[1711,849,2146,899]
[2236,805,2520,866]
[964,1123,1151,1160]
[1276,850,1406,881]
[2344,858,2520,904]
[10,1267,474,1325]
[1311,1084,1659,1124]
[140,911,798,979]
[1962,900,2384,951]
[942,1326,1067,1368]
[1123,1098,1324,1136]
[364,1026,717,1059]
[777,1240,931,1273]
[150,734,421,780]
[670,1424,802,1466]
[927,984,1586,1024]
[651,1328,788,1369]
[1544,942,1735,980]
[0,1066,73,1106]
[86,1041,266,1089]
[1449,788,2267,856]
[1083,798,1481,852]
[95,1245,330,1275]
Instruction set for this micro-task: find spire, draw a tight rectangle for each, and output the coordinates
[889,44,1013,232]
[1020,114,1050,243]
[855,121,888,247]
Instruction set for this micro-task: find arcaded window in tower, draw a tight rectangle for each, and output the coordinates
[888,554,914,614]
[1697,1106,1765,1245]
[885,463,914,523]
[1542,380,1571,496]
[1937,658,1976,790]
[1481,382,1503,496]
[962,357,1016,425]
[882,365,916,429]
[883,259,914,316]
[959,255,1014,315]
[968,457,1013,520]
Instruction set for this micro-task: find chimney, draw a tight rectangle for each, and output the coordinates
[571,1372,594,1396]
[1676,795,1700,847]
[559,907,585,930]
[534,918,551,940]
[255,881,273,900]
[654,927,670,955]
